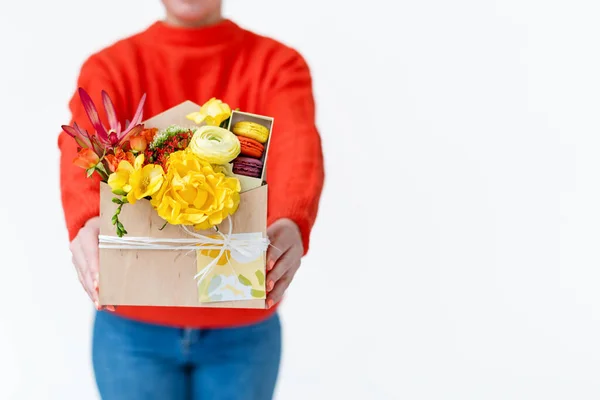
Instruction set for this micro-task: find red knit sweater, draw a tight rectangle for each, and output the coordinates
[58,20,324,328]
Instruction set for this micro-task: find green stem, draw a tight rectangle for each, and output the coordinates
[111,197,129,237]
[95,158,111,182]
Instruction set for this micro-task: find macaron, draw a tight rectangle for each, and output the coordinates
[238,136,265,158]
[232,157,263,179]
[232,121,270,144]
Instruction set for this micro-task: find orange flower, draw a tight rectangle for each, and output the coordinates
[130,134,147,152]
[73,148,100,169]
[105,148,135,172]
[141,128,158,143]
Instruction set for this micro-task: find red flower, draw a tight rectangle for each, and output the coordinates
[143,130,194,170]
[141,128,158,143]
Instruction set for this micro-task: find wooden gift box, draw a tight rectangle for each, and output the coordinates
[98,101,274,309]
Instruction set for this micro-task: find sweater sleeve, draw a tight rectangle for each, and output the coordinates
[263,50,325,254]
[58,55,120,241]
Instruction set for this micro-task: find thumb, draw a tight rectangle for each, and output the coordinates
[266,221,289,272]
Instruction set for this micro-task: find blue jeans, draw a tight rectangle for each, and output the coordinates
[92,311,281,400]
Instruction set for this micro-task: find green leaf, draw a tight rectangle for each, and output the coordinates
[255,270,265,286]
[95,162,108,176]
[117,222,124,231]
[238,274,252,286]
[86,167,95,178]
[112,197,122,205]
[251,289,265,298]
[112,189,126,196]
[111,215,118,225]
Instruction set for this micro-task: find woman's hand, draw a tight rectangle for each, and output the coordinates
[265,219,304,308]
[69,217,115,311]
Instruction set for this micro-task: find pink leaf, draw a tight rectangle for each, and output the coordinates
[91,136,105,157]
[61,124,78,138]
[102,90,119,131]
[78,88,108,141]
[74,122,105,156]
[73,122,95,147]
[62,124,91,148]
[119,124,143,142]
[126,93,147,129]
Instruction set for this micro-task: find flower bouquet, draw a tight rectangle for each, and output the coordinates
[63,90,274,308]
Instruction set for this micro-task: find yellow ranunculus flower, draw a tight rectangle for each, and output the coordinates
[188,125,240,164]
[186,98,231,127]
[151,151,241,230]
[107,154,165,204]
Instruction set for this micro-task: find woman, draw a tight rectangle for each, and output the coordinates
[59,0,324,398]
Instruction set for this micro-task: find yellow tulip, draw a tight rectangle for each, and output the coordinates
[126,155,165,205]
[107,160,134,194]
[107,154,165,203]
[151,150,241,229]
[188,125,240,164]
[186,98,232,127]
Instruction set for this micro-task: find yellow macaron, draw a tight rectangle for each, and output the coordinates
[232,121,270,144]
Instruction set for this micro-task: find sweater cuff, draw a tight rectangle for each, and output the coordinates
[63,186,100,242]
[67,209,98,242]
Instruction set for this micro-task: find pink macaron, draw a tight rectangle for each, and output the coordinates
[232,157,263,178]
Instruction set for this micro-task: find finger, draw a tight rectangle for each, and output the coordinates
[81,226,100,276]
[92,274,116,312]
[85,242,114,312]
[266,271,295,308]
[267,239,302,282]
[81,227,100,304]
[266,223,292,271]
[71,242,95,301]
[84,268,98,305]
[72,255,84,287]
[267,250,296,290]
[266,241,287,273]
[93,278,102,306]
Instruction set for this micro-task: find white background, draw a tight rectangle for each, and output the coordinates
[1,0,600,398]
